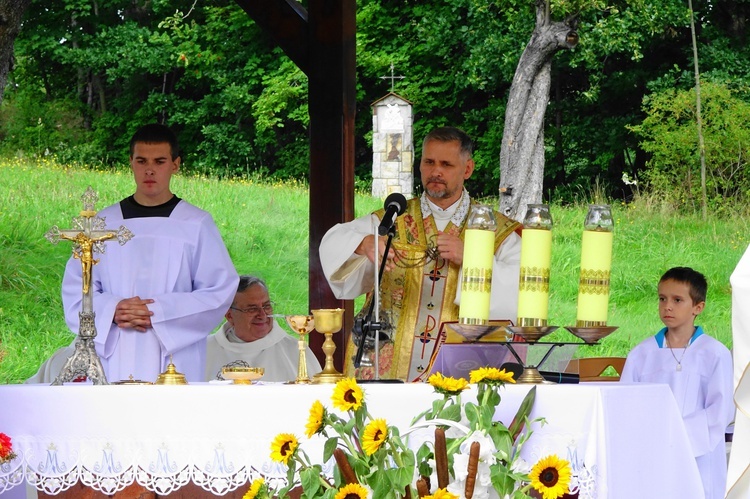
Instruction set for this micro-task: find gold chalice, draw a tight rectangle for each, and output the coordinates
[285,315,315,384]
[221,366,264,385]
[311,308,345,383]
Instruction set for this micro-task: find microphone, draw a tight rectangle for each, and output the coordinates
[377,193,407,236]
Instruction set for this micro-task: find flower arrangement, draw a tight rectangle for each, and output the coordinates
[0,433,17,464]
[246,369,572,499]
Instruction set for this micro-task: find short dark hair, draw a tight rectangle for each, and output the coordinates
[422,126,473,158]
[129,123,180,160]
[660,267,707,304]
[237,275,268,294]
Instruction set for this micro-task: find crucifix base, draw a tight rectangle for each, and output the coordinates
[51,311,108,385]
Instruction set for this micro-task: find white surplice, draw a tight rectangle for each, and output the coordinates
[727,245,750,499]
[205,321,322,382]
[620,327,734,499]
[61,200,238,383]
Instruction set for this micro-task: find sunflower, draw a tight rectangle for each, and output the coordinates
[332,377,364,412]
[361,418,388,455]
[305,400,326,438]
[270,433,299,465]
[428,372,469,396]
[242,477,265,499]
[334,482,369,499]
[529,454,572,499]
[469,366,516,385]
[423,488,459,499]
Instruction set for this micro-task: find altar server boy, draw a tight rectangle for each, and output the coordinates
[621,266,733,499]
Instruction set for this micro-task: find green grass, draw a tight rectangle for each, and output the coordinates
[0,157,747,383]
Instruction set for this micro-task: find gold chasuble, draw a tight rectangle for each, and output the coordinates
[345,196,520,381]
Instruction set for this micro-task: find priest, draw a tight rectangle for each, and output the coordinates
[61,124,238,383]
[319,126,521,381]
[205,275,321,382]
[727,247,750,498]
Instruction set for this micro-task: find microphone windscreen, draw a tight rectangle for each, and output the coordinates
[383,192,407,215]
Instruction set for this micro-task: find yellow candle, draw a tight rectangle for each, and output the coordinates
[459,228,495,324]
[517,228,552,326]
[576,230,614,326]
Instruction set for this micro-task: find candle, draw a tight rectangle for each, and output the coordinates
[517,204,553,326]
[459,205,497,325]
[576,205,614,327]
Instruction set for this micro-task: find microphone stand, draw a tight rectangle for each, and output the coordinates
[353,223,403,383]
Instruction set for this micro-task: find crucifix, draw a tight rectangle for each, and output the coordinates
[379,62,405,93]
[44,186,134,385]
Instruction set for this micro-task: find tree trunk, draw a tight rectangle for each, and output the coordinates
[0,0,31,104]
[498,0,578,222]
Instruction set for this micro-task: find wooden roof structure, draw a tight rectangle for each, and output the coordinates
[234,0,356,370]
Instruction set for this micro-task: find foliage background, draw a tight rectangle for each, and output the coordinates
[0,159,747,384]
[2,0,750,208]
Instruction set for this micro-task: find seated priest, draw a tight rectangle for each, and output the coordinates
[205,275,322,382]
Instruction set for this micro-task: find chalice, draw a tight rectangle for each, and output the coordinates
[285,315,315,384]
[311,308,345,383]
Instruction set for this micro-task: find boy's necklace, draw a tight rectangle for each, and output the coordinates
[665,335,690,372]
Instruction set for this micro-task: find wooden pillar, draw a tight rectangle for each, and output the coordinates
[234,0,355,371]
[306,0,356,370]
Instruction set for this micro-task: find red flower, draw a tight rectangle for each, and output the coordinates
[0,433,13,460]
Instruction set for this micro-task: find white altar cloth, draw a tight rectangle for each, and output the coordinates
[0,382,702,498]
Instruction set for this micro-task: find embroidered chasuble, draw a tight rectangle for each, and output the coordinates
[345,196,519,381]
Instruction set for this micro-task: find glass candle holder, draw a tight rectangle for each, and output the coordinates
[576,204,614,327]
[458,204,497,325]
[517,204,553,327]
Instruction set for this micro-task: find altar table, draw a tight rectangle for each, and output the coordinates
[0,382,702,498]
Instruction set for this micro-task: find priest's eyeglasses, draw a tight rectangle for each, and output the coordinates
[230,302,274,316]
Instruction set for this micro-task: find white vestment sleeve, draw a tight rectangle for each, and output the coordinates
[727,244,750,498]
[682,344,735,457]
[319,214,380,299]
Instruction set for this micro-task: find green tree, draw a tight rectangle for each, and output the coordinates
[630,81,750,215]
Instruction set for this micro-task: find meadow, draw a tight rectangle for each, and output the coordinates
[0,157,747,384]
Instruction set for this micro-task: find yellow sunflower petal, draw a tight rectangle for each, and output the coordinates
[362,418,389,455]
[334,482,369,499]
[428,372,469,395]
[305,400,325,438]
[331,377,365,412]
[469,366,516,384]
[242,477,265,499]
[529,454,572,499]
[424,488,459,499]
[269,433,299,465]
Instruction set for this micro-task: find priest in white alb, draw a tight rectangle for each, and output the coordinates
[319,126,521,381]
[205,275,321,382]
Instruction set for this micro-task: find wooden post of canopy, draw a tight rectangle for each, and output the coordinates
[233,0,355,372]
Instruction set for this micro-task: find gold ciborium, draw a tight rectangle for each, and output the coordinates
[286,315,315,384]
[311,308,345,383]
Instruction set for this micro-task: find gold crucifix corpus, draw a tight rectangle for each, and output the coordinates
[59,231,115,293]
[45,186,133,296]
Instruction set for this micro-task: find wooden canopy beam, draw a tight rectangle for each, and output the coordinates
[234,0,356,371]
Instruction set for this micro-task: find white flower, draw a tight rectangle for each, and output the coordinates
[510,457,532,474]
[446,431,497,499]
